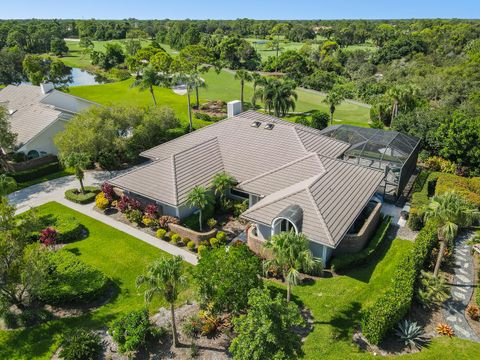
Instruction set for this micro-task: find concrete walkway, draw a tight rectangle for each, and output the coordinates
[442,231,480,341]
[8,171,198,265]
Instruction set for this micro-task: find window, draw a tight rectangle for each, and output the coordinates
[27,150,40,160]
[230,188,249,199]
[280,219,295,232]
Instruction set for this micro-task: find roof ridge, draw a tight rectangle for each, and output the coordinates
[171,155,179,205]
[306,175,335,244]
[239,152,317,186]
[172,136,220,160]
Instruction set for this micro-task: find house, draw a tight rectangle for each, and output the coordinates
[0,83,97,158]
[109,108,419,264]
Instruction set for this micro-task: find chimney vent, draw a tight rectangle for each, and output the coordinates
[227,100,242,117]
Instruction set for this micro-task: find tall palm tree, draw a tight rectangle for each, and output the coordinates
[234,70,252,110]
[386,84,418,127]
[324,86,345,125]
[173,72,206,132]
[136,256,186,347]
[186,185,213,231]
[424,191,479,276]
[61,152,90,194]
[251,72,266,109]
[0,174,17,197]
[131,65,161,106]
[212,172,237,208]
[264,231,316,302]
[256,78,298,117]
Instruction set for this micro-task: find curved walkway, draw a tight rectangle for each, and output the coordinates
[442,231,480,341]
[7,170,198,265]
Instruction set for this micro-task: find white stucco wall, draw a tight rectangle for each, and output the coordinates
[17,119,67,156]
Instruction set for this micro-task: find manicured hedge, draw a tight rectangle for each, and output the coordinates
[34,250,108,305]
[64,186,100,204]
[408,172,440,230]
[331,216,391,272]
[361,220,438,345]
[8,161,61,183]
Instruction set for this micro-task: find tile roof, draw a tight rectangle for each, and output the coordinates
[110,110,385,247]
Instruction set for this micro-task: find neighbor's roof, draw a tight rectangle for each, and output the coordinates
[241,155,384,247]
[110,110,386,248]
[0,85,63,148]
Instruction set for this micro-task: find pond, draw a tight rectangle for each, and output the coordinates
[68,67,110,86]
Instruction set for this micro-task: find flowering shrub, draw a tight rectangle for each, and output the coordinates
[144,204,158,217]
[424,156,456,174]
[39,227,58,246]
[158,215,180,229]
[95,192,110,210]
[129,198,141,211]
[101,182,115,202]
[142,216,156,227]
[117,196,130,213]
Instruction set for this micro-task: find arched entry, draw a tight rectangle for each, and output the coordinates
[271,204,303,237]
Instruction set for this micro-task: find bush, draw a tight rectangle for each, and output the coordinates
[182,237,191,246]
[95,192,110,210]
[407,208,424,231]
[435,173,480,208]
[34,250,108,305]
[8,161,61,183]
[311,111,330,130]
[158,215,180,229]
[408,172,440,230]
[126,209,143,224]
[216,231,227,244]
[187,240,196,250]
[361,220,438,345]
[170,233,181,245]
[142,216,156,228]
[197,244,208,255]
[54,216,85,243]
[210,237,220,247]
[110,309,151,354]
[65,187,100,204]
[424,156,456,174]
[331,216,391,271]
[233,200,248,218]
[59,329,102,360]
[207,218,217,229]
[156,228,167,239]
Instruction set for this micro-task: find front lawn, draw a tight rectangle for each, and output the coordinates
[0,202,194,360]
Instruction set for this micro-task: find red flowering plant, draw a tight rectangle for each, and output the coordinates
[129,198,141,211]
[117,195,130,213]
[39,227,58,246]
[144,204,158,218]
[101,182,115,202]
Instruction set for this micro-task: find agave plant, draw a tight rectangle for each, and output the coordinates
[416,270,450,309]
[395,320,427,349]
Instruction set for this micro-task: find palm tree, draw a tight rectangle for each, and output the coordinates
[264,231,316,302]
[136,256,186,347]
[234,70,252,110]
[173,72,206,132]
[131,65,161,106]
[0,174,17,196]
[61,152,90,194]
[212,172,237,208]
[186,185,213,231]
[424,191,479,277]
[251,72,266,109]
[256,78,298,117]
[324,86,345,125]
[386,84,418,127]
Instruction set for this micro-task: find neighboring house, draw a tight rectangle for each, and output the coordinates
[0,83,97,158]
[109,108,419,264]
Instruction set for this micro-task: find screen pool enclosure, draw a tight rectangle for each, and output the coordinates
[320,125,421,200]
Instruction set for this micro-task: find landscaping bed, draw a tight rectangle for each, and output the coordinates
[65,186,100,204]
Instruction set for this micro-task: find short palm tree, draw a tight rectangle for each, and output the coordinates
[251,72,266,109]
[212,172,237,209]
[61,152,90,194]
[424,191,479,276]
[256,78,298,117]
[0,174,17,196]
[186,185,213,231]
[234,70,252,110]
[131,65,162,106]
[264,231,316,302]
[136,256,186,347]
[324,86,345,125]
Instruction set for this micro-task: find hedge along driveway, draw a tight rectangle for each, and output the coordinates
[0,202,195,360]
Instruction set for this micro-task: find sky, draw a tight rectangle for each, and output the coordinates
[1,0,479,20]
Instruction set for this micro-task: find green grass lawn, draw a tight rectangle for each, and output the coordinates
[271,236,480,359]
[0,202,194,360]
[68,69,370,127]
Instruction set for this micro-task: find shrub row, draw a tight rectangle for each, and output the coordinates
[435,173,480,208]
[331,216,391,272]
[34,250,108,305]
[194,111,226,122]
[8,161,61,183]
[408,172,440,230]
[65,186,100,204]
[361,220,438,345]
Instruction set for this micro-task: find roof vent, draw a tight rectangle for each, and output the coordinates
[251,121,261,128]
[264,123,275,130]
